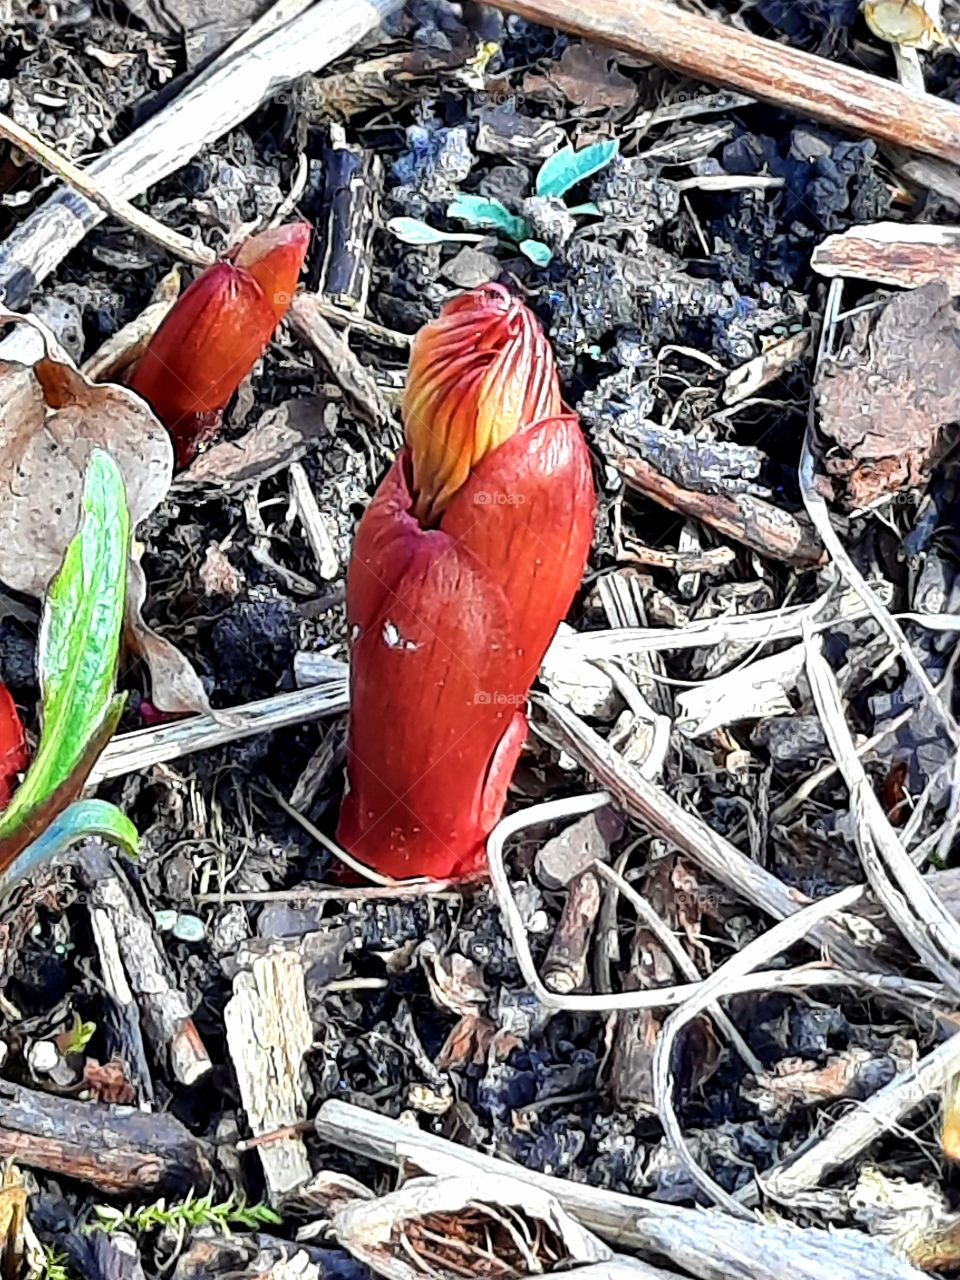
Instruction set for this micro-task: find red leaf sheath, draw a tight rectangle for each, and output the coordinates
[443,413,596,687]
[337,415,594,883]
[336,454,529,881]
[128,222,310,468]
[0,684,28,810]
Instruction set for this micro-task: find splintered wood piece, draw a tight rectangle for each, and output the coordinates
[77,846,212,1086]
[225,951,313,1204]
[0,1081,211,1195]
[316,124,382,312]
[487,0,960,166]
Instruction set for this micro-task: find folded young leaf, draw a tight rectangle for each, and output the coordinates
[0,799,138,899]
[0,450,128,842]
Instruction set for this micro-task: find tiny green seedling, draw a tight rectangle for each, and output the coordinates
[389,139,619,266]
[92,1190,282,1237]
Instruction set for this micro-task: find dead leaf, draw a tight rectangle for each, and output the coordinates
[126,559,211,715]
[816,283,960,509]
[82,1057,136,1105]
[0,1165,27,1280]
[332,1175,611,1280]
[524,42,638,118]
[199,542,242,598]
[436,1014,497,1069]
[178,397,328,487]
[0,310,208,714]
[421,945,488,1017]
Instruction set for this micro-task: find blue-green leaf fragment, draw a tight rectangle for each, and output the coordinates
[446,195,528,243]
[518,239,553,267]
[0,799,138,897]
[535,140,619,199]
[387,217,484,246]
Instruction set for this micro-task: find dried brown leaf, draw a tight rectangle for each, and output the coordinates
[0,311,207,714]
[178,396,328,487]
[524,41,638,118]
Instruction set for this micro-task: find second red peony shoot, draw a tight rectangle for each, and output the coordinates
[337,284,595,882]
[128,222,311,468]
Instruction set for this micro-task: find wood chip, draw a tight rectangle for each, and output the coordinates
[225,951,313,1204]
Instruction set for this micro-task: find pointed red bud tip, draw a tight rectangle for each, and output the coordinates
[128,221,311,468]
[0,683,28,811]
[403,283,561,524]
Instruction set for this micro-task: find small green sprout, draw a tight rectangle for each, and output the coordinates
[39,1246,74,1280]
[59,1013,96,1057]
[389,139,619,266]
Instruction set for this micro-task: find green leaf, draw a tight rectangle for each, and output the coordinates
[518,239,553,267]
[446,195,528,243]
[0,450,129,841]
[0,799,138,898]
[535,140,619,199]
[387,217,485,246]
[567,201,602,218]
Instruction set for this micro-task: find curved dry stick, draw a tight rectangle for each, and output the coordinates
[650,884,866,1217]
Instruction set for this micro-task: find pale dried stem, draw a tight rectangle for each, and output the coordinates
[0,112,215,266]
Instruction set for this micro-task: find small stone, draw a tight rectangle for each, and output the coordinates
[28,1040,59,1074]
[211,904,250,957]
[172,914,206,944]
[441,247,502,289]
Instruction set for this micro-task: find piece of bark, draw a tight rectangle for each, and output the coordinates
[0,0,404,309]
[542,870,602,994]
[815,283,960,509]
[813,222,960,294]
[287,294,391,428]
[316,125,381,312]
[615,455,824,567]
[0,1081,211,1195]
[487,0,960,166]
[76,847,211,1086]
[224,951,313,1204]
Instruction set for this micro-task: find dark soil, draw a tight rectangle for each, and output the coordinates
[2,0,960,1276]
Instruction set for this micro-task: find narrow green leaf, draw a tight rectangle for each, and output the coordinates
[446,195,528,243]
[518,239,553,267]
[0,449,129,839]
[0,799,138,897]
[387,217,485,246]
[567,201,602,218]
[535,140,620,199]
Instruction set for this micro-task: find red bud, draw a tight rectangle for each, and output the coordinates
[0,684,28,810]
[338,287,594,882]
[128,221,311,467]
